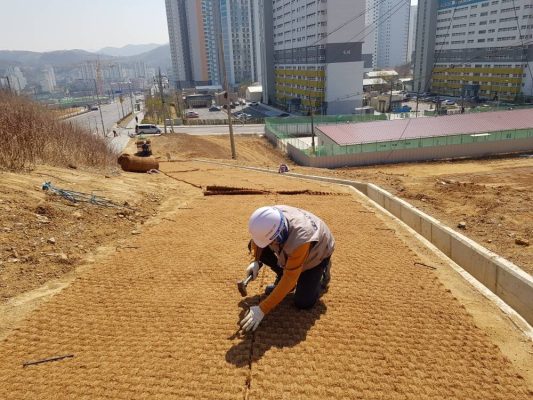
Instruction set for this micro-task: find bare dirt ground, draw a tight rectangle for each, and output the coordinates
[147,133,291,167]
[140,134,532,274]
[298,156,533,274]
[0,134,531,399]
[0,161,531,399]
[0,166,183,302]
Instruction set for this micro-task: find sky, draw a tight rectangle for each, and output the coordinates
[0,0,169,52]
[0,0,418,53]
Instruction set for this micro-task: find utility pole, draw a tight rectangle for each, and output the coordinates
[215,1,236,159]
[92,79,106,136]
[388,77,394,114]
[175,89,183,121]
[157,68,168,134]
[128,81,135,114]
[310,108,315,154]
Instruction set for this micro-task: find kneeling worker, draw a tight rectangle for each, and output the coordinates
[240,205,335,332]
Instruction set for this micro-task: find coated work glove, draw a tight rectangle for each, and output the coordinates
[245,261,261,281]
[240,305,264,332]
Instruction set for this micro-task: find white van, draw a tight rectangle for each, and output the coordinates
[135,124,161,134]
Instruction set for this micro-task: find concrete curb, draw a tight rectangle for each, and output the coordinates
[193,159,533,329]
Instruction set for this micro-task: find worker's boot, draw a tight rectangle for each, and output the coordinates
[320,260,331,292]
[264,275,282,296]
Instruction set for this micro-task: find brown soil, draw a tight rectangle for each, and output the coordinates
[146,133,291,167]
[297,157,533,274]
[0,165,181,302]
[0,162,531,399]
[147,134,532,274]
[0,136,531,399]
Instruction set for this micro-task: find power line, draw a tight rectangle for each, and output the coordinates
[254,0,402,98]
[511,0,533,97]
[309,0,391,47]
[424,6,457,95]
[323,0,410,104]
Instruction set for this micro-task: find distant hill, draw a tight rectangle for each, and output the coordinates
[0,49,113,67]
[0,50,42,66]
[98,43,163,57]
[128,44,171,68]
[0,44,171,69]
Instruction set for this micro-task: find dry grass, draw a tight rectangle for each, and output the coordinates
[0,90,117,171]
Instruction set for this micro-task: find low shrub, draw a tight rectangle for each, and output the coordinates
[0,90,117,171]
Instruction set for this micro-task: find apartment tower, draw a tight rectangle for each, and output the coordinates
[266,0,367,115]
[414,0,533,100]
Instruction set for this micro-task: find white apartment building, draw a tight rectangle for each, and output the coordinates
[267,0,367,115]
[415,0,533,100]
[166,0,199,87]
[5,66,27,94]
[407,4,418,62]
[40,66,56,93]
[366,0,411,69]
[166,0,262,88]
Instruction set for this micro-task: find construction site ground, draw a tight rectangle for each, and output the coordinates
[0,134,532,399]
[147,133,533,274]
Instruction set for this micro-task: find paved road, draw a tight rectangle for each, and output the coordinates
[67,100,133,135]
[160,124,265,135]
[188,104,252,120]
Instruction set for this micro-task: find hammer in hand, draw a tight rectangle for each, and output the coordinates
[237,274,253,297]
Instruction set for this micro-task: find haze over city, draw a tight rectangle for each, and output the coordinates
[0,0,418,52]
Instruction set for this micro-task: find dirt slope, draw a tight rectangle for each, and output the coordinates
[303,157,533,274]
[146,134,291,167]
[0,166,182,302]
[144,134,532,274]
[0,163,530,399]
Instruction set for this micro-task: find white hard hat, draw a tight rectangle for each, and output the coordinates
[248,206,284,248]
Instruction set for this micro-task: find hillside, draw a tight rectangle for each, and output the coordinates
[98,43,163,57]
[0,44,169,68]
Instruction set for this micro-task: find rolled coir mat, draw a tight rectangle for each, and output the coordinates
[117,153,159,173]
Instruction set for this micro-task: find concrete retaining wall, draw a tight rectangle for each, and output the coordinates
[194,160,533,327]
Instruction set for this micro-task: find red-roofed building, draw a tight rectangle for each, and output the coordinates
[267,109,533,168]
[315,109,533,146]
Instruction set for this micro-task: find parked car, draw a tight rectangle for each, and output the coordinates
[135,124,161,135]
[90,106,99,111]
[186,110,199,118]
[250,102,259,106]
[209,106,221,112]
[441,100,455,105]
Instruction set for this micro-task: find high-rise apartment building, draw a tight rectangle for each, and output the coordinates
[166,0,209,87]
[414,0,533,100]
[366,0,411,69]
[5,66,27,94]
[40,66,57,93]
[407,4,418,63]
[265,0,367,115]
[165,0,261,88]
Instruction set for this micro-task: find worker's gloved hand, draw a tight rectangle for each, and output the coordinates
[240,305,264,332]
[245,261,261,281]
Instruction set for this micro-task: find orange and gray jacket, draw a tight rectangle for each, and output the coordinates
[253,205,335,314]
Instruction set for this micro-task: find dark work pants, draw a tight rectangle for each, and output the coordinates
[249,241,330,309]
